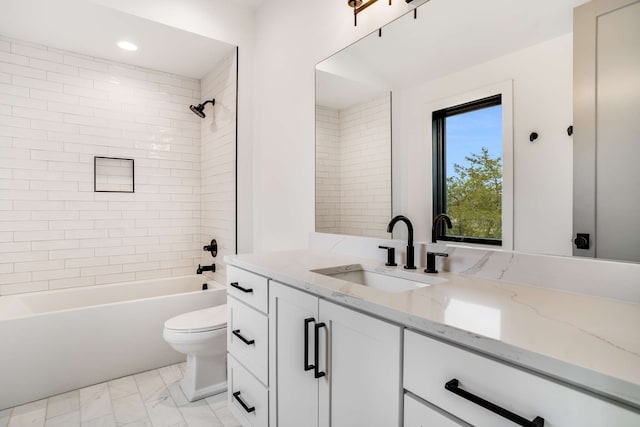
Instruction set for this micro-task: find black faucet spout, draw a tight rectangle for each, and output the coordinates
[432,213,453,243]
[387,215,416,269]
[197,264,216,274]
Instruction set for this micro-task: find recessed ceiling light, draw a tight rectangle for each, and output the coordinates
[117,41,138,51]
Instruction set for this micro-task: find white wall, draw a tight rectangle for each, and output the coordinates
[0,37,204,294]
[252,0,424,251]
[200,50,238,281]
[394,34,573,256]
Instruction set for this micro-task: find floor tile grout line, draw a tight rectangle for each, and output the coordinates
[132,368,154,426]
[104,379,117,427]
[42,396,49,426]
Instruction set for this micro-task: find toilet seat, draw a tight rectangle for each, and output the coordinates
[164,305,227,333]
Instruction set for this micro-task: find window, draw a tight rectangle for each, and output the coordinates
[433,94,502,246]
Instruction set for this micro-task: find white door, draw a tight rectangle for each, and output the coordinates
[573,0,640,261]
[269,281,319,427]
[318,300,402,427]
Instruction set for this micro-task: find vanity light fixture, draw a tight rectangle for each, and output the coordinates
[349,0,390,26]
[349,0,416,26]
[117,41,138,51]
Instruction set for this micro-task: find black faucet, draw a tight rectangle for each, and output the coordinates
[426,214,453,273]
[378,246,397,266]
[432,213,452,243]
[197,264,216,274]
[387,215,416,269]
[425,252,448,274]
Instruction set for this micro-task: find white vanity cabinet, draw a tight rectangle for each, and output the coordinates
[269,281,402,427]
[227,262,640,427]
[404,393,467,427]
[226,266,270,427]
[404,330,639,426]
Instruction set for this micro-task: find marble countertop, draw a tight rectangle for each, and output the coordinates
[225,250,640,410]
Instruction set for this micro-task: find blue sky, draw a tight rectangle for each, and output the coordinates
[445,105,502,175]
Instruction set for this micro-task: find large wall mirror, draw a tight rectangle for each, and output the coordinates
[315,0,640,263]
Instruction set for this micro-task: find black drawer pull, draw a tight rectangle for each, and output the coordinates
[232,329,255,346]
[304,318,315,371]
[230,281,253,293]
[314,322,327,379]
[232,391,255,413]
[445,379,544,427]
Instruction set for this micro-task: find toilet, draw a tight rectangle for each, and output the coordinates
[163,304,227,402]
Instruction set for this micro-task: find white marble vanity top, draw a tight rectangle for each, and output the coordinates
[226,250,640,410]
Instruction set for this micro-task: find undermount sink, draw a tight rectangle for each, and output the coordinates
[312,264,446,293]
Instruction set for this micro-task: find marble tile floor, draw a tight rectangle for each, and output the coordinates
[0,363,241,427]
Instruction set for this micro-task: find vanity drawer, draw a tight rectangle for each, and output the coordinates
[227,265,269,314]
[404,393,466,427]
[404,330,639,426]
[228,296,269,385]
[229,354,268,427]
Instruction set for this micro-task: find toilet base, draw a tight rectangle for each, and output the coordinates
[180,378,227,402]
[180,353,228,402]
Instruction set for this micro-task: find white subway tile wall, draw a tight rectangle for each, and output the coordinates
[94,157,134,192]
[316,105,340,234]
[199,51,237,282]
[0,36,236,295]
[315,94,391,238]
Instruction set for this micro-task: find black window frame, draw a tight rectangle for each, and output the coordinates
[432,94,503,246]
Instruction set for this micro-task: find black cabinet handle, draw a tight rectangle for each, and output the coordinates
[445,379,544,427]
[304,318,315,371]
[314,322,327,379]
[232,329,255,346]
[232,391,255,413]
[230,281,253,293]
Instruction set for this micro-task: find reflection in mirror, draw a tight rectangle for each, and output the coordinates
[315,60,391,238]
[316,0,640,263]
[573,0,640,263]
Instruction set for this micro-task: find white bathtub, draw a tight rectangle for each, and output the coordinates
[0,275,226,410]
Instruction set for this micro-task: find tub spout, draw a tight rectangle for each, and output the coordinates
[197,264,216,274]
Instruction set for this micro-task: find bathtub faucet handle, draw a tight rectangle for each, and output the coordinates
[203,239,217,257]
[196,264,216,274]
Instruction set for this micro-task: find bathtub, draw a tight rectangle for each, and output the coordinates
[0,275,226,410]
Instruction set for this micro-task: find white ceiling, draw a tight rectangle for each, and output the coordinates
[0,0,236,79]
[318,0,590,109]
[230,0,267,11]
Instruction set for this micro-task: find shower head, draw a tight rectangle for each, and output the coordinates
[189,99,215,119]
[190,104,205,118]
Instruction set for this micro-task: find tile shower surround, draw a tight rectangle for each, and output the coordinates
[199,53,237,285]
[0,36,235,295]
[316,94,391,238]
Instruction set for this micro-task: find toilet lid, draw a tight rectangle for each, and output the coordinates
[164,305,227,333]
